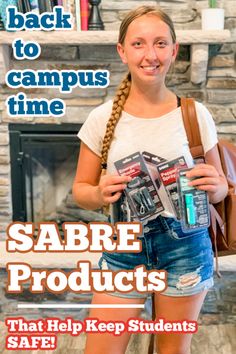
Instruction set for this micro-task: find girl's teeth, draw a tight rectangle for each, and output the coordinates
[143,66,156,71]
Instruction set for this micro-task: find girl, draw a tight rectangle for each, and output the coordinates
[73,6,228,354]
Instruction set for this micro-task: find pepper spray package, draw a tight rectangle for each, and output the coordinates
[114,152,164,221]
[142,151,166,190]
[178,168,210,232]
[142,151,176,216]
[157,156,187,219]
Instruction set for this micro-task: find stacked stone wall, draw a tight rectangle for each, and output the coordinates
[0,0,235,238]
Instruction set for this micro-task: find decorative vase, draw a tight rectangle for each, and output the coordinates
[88,0,104,30]
[201,8,225,30]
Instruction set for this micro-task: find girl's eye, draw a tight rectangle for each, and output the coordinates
[156,41,167,48]
[133,41,142,47]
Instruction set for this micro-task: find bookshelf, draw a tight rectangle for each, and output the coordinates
[0,29,232,84]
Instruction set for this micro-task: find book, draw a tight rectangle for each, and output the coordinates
[22,0,31,12]
[45,0,53,11]
[50,0,58,6]
[62,0,67,9]
[38,0,47,13]
[0,0,18,29]
[63,0,77,30]
[80,0,88,31]
[74,0,81,30]
[17,0,24,13]
[0,15,4,30]
[38,0,53,13]
[29,0,40,13]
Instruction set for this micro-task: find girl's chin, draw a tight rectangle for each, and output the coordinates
[137,72,163,83]
[130,70,165,85]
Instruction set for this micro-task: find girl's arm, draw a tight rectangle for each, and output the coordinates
[72,142,131,210]
[186,145,228,204]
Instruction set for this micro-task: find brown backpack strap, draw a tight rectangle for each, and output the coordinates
[181,97,222,277]
[209,205,223,278]
[180,97,204,159]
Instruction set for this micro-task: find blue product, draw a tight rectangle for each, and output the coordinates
[185,193,196,225]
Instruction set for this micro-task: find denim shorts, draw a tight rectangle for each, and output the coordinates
[98,216,214,298]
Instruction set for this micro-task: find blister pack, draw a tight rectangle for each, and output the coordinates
[114,152,164,221]
[178,168,210,232]
[142,151,166,189]
[157,156,187,219]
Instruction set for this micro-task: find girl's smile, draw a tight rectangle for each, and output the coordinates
[117,14,178,86]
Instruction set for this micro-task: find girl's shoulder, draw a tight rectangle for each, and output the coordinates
[194,100,211,115]
[88,99,113,121]
[193,100,218,153]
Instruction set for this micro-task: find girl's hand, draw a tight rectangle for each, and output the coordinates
[185,163,228,204]
[97,174,132,205]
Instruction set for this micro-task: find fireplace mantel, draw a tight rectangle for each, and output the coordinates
[0,29,232,85]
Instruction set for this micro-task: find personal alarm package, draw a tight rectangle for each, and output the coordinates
[178,168,210,231]
[157,156,187,219]
[114,152,164,221]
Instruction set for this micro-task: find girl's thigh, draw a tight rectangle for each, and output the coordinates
[154,290,207,354]
[85,292,146,354]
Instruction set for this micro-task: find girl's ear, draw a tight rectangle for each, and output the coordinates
[172,42,179,62]
[117,43,128,64]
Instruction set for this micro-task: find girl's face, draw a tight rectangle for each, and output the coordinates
[117,14,179,87]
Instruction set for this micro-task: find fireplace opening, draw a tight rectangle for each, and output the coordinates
[9,124,106,226]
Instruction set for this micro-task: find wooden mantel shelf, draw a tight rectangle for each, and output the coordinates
[0,29,232,84]
[0,29,232,45]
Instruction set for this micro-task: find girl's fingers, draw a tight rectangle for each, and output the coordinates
[103,184,127,195]
[196,185,218,192]
[98,174,131,205]
[186,168,219,179]
[101,175,132,187]
[104,192,122,204]
[186,165,221,192]
[189,177,220,187]
[186,163,213,171]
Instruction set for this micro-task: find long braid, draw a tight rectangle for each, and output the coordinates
[100,5,176,174]
[101,73,131,174]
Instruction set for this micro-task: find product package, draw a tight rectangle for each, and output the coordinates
[178,167,210,232]
[114,152,164,221]
[142,151,177,216]
[142,151,166,190]
[111,193,133,223]
[157,156,187,219]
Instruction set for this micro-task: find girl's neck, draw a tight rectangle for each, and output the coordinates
[124,84,177,118]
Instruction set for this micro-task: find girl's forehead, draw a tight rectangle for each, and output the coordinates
[125,15,171,38]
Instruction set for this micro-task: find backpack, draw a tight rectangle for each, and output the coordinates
[148,98,236,354]
[180,97,236,257]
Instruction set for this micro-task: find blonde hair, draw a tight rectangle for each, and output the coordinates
[101,6,176,171]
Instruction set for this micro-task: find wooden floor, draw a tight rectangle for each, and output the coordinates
[1,322,235,354]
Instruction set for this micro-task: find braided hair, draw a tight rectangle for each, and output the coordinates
[100,6,176,172]
[101,72,131,173]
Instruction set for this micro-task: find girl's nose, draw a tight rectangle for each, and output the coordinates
[145,46,158,60]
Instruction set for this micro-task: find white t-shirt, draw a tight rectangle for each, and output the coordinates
[78,99,218,218]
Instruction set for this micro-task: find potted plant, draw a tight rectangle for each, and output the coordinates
[201,0,225,30]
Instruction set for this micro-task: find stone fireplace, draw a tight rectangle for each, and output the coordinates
[0,0,236,255]
[9,123,81,223]
[0,3,235,350]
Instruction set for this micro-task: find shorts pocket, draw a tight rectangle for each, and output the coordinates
[168,220,209,241]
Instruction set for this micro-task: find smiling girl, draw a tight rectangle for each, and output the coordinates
[73,6,228,354]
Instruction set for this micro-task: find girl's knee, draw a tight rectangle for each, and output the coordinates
[157,341,191,354]
[157,348,190,354]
